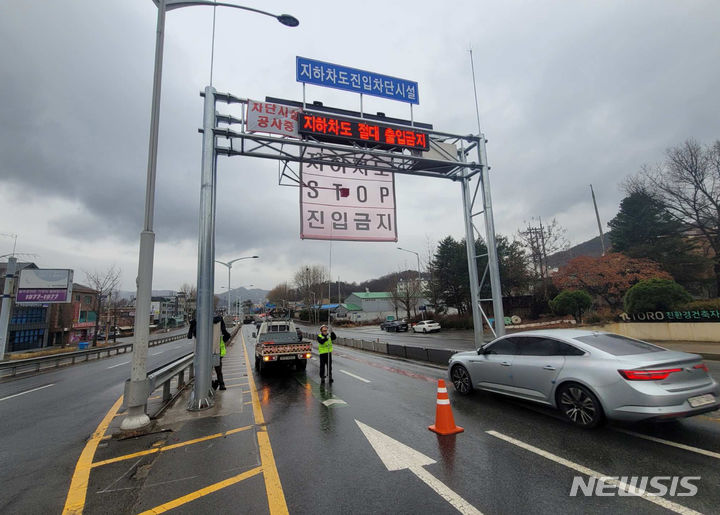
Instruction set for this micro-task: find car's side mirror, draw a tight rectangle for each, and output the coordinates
[252,332,257,338]
[477,344,487,355]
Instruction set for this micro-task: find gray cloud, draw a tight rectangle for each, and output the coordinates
[2,0,719,291]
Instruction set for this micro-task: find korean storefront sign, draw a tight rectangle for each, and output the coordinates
[296,56,419,105]
[246,99,302,138]
[16,269,73,304]
[300,150,397,241]
[297,113,429,151]
[619,310,720,322]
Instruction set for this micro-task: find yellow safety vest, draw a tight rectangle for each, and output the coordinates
[317,333,333,354]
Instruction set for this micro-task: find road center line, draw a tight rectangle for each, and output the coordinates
[107,361,130,369]
[150,351,164,356]
[339,369,371,383]
[612,428,720,460]
[0,383,55,402]
[241,331,289,514]
[63,396,124,514]
[486,430,700,515]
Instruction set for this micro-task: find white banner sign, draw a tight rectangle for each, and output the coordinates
[16,269,73,304]
[18,269,72,289]
[300,150,397,241]
[246,99,301,138]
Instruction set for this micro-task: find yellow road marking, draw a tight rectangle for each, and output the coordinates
[136,466,263,515]
[241,331,289,515]
[63,395,124,514]
[91,426,252,467]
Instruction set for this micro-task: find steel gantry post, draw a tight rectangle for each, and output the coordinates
[460,170,486,348]
[478,136,506,338]
[460,136,505,349]
[187,86,218,411]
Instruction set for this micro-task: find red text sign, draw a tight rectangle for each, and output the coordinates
[298,113,429,151]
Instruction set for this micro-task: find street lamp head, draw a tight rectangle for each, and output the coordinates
[251,255,259,259]
[276,14,299,27]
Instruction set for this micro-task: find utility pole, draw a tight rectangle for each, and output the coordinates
[0,256,17,359]
[590,184,606,255]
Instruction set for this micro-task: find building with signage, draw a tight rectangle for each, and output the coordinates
[47,283,100,348]
[0,261,49,352]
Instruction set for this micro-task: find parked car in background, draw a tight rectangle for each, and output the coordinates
[448,329,719,428]
[380,319,409,332]
[412,320,441,333]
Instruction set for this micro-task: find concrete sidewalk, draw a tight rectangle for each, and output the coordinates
[80,337,278,515]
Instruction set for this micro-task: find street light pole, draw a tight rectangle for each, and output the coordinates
[122,0,297,430]
[215,256,258,317]
[397,247,422,319]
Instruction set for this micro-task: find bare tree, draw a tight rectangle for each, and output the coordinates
[518,217,569,280]
[178,282,197,320]
[84,265,121,347]
[633,139,720,295]
[392,273,423,320]
[267,282,292,307]
[293,265,328,321]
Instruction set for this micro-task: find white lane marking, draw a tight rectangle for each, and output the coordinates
[487,430,700,515]
[339,370,371,383]
[357,420,482,515]
[0,383,55,402]
[107,361,130,369]
[613,428,720,460]
[322,398,347,407]
[150,351,164,356]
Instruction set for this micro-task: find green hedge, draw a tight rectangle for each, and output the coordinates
[623,278,692,314]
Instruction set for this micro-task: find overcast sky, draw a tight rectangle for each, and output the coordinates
[2,1,719,294]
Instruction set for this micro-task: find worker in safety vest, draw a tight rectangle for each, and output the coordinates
[316,325,336,383]
[188,315,231,390]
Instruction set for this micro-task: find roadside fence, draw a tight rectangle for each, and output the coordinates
[0,333,186,379]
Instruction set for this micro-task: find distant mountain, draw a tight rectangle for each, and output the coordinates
[218,287,269,305]
[547,234,609,269]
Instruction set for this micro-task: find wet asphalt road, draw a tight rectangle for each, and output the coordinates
[250,325,720,514]
[0,327,193,514]
[1,323,719,514]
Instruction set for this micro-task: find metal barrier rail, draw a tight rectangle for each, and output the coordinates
[141,351,195,418]
[0,333,187,379]
[301,331,459,366]
[132,324,242,418]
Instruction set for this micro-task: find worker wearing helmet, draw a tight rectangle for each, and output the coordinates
[316,325,336,383]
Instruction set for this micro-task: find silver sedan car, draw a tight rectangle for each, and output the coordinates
[448,329,719,428]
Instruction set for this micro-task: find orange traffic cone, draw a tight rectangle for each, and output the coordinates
[428,379,464,435]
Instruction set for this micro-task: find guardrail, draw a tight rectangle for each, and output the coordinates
[132,351,194,418]
[301,331,460,366]
[0,333,187,379]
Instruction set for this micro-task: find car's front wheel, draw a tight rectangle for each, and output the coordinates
[450,364,473,395]
[556,383,604,429]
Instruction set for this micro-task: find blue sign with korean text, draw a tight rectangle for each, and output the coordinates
[296,56,419,105]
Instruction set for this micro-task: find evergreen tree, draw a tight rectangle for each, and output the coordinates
[428,236,470,315]
[608,192,707,288]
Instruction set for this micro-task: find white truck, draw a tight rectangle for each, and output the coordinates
[253,317,311,373]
